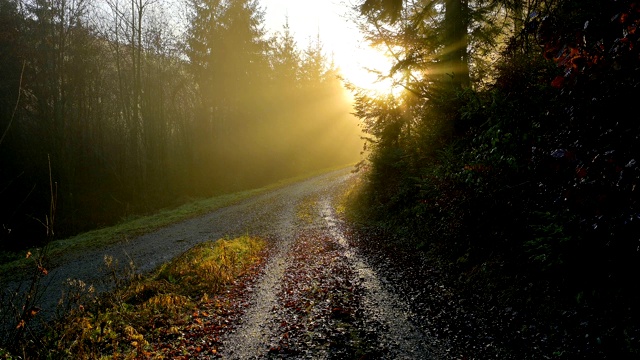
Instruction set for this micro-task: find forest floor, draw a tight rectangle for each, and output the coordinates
[2,168,569,359]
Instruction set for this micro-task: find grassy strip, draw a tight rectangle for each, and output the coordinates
[0,164,354,276]
[31,235,265,359]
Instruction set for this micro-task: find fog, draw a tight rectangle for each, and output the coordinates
[0,0,363,249]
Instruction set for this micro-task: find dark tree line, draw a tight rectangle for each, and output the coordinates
[351,0,640,356]
[0,0,362,253]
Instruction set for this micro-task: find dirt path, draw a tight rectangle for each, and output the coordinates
[2,168,442,358]
[2,170,348,324]
[216,176,440,358]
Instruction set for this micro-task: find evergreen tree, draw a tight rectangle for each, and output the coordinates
[185,0,269,185]
[269,19,301,88]
[300,34,328,86]
[359,0,472,89]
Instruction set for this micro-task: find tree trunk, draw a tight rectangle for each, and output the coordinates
[443,0,470,88]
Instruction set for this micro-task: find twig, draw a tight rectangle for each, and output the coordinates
[0,60,26,146]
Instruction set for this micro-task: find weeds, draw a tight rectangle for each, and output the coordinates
[296,195,319,225]
[0,247,50,352]
[0,155,57,355]
[27,235,266,359]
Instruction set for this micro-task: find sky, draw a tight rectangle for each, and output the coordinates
[260,0,393,91]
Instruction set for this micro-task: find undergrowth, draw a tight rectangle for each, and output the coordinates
[6,235,265,359]
[345,40,640,356]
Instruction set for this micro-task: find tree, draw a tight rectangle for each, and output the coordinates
[300,34,328,86]
[0,0,361,254]
[269,19,301,89]
[0,0,28,246]
[442,0,469,88]
[359,0,471,89]
[185,0,270,187]
[0,0,24,145]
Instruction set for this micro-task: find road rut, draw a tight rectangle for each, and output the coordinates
[2,168,440,358]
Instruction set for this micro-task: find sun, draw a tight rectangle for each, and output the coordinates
[336,45,406,98]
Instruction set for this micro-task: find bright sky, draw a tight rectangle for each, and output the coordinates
[260,0,394,93]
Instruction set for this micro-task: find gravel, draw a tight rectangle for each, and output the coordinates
[1,169,350,331]
[219,173,441,359]
[320,198,440,359]
[2,167,445,359]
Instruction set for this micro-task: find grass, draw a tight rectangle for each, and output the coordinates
[0,164,355,277]
[30,235,266,359]
[296,195,319,224]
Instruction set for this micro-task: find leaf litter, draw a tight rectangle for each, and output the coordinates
[169,176,442,359]
[14,168,566,359]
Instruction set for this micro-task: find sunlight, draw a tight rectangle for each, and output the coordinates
[338,46,406,98]
[261,0,405,98]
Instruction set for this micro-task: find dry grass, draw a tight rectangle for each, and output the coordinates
[0,165,353,277]
[32,235,265,359]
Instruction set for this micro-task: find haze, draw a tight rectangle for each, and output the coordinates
[0,0,367,249]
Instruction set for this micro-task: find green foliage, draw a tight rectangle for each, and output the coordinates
[0,348,14,359]
[524,211,573,271]
[360,0,403,23]
[350,0,640,356]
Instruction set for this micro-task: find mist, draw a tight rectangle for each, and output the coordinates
[0,0,363,250]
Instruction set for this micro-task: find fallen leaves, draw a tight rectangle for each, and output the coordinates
[148,246,271,358]
[268,230,380,357]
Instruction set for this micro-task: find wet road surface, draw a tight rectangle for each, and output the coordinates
[2,168,441,358]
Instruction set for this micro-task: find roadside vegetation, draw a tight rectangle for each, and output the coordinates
[347,0,640,357]
[2,235,266,359]
[0,167,347,358]
[0,165,351,275]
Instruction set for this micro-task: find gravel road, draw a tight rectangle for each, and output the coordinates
[2,167,441,358]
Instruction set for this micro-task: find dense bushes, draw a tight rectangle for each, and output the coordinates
[350,0,640,356]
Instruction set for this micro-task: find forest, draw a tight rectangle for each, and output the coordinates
[0,0,362,253]
[349,0,640,356]
[1,0,640,357]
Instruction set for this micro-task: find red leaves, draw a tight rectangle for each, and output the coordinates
[271,231,361,355]
[16,307,41,330]
[27,306,40,318]
[575,166,588,179]
[540,1,640,88]
[551,76,566,89]
[463,164,492,173]
[620,12,630,24]
[37,265,48,276]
